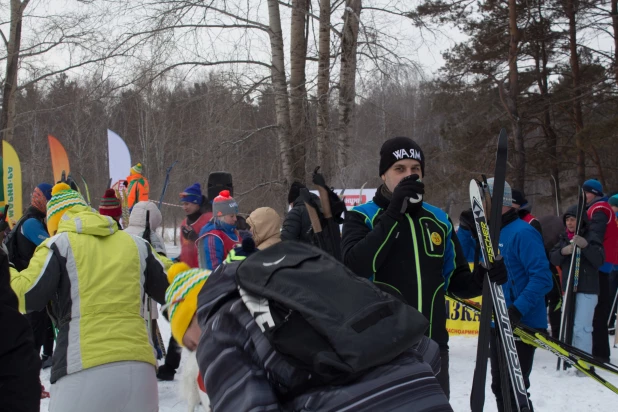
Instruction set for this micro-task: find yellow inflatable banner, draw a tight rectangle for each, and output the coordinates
[445,296,482,336]
[3,140,22,227]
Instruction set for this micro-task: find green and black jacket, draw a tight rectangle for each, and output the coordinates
[342,186,482,347]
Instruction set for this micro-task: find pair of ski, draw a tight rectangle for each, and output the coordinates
[449,293,618,394]
[468,129,531,412]
[556,188,586,370]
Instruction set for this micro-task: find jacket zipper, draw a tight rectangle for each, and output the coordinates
[407,215,423,313]
[424,222,434,252]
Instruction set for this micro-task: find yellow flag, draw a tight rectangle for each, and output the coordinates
[3,140,22,227]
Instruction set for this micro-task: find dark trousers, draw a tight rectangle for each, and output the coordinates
[608,270,618,329]
[436,347,450,399]
[490,330,537,412]
[24,309,54,357]
[546,270,563,339]
[164,335,181,370]
[592,272,611,361]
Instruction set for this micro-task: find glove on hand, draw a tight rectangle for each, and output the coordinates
[474,255,508,287]
[508,306,522,326]
[561,244,574,256]
[386,174,425,219]
[572,235,588,249]
[182,225,198,242]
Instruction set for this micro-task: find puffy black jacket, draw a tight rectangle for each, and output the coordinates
[281,194,320,243]
[5,206,47,271]
[196,259,453,412]
[342,185,482,348]
[550,205,605,295]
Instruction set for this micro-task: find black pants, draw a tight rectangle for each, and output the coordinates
[164,335,181,370]
[592,272,611,361]
[490,330,537,412]
[24,309,54,357]
[436,347,450,399]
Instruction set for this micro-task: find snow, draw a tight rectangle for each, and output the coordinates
[37,242,618,411]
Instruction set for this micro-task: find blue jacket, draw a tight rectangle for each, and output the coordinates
[498,211,553,329]
[456,227,476,265]
[198,220,240,270]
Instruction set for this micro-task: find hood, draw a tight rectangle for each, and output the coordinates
[563,204,589,228]
[128,201,162,230]
[126,173,144,183]
[56,205,118,237]
[246,207,281,250]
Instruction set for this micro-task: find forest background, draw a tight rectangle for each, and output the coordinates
[2,0,618,225]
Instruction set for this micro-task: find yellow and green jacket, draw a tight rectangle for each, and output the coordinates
[10,205,169,383]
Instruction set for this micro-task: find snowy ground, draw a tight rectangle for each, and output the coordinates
[38,242,618,411]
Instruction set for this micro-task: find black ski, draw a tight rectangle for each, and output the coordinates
[158,160,178,210]
[557,187,586,370]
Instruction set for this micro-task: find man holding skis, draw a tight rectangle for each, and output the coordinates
[485,178,553,411]
[342,136,508,398]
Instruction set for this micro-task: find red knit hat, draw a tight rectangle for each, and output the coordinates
[212,190,238,217]
[99,189,122,218]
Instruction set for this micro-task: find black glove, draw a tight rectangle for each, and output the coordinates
[182,225,198,242]
[508,305,522,326]
[474,255,508,287]
[385,174,425,220]
[458,208,475,232]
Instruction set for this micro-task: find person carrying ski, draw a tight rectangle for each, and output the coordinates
[126,162,150,210]
[197,190,241,270]
[98,188,123,229]
[484,178,553,411]
[9,183,169,412]
[341,136,508,398]
[4,183,55,370]
[179,183,212,269]
[550,204,604,359]
[582,179,618,362]
[281,181,320,243]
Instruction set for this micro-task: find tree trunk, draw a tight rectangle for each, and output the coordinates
[506,0,525,191]
[289,0,309,182]
[336,0,361,172]
[266,0,294,184]
[566,0,586,185]
[610,0,618,84]
[1,0,29,142]
[316,0,330,176]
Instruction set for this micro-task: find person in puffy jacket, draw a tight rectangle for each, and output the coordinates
[179,183,212,268]
[126,163,150,210]
[194,244,453,412]
[10,183,169,412]
[550,204,604,357]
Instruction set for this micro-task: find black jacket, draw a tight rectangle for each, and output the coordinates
[6,207,47,271]
[342,186,482,347]
[0,248,41,412]
[550,207,605,295]
[281,194,320,243]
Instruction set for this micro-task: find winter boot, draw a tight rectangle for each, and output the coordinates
[156,364,176,381]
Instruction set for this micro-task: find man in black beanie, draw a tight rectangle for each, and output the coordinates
[281,181,320,243]
[342,136,508,398]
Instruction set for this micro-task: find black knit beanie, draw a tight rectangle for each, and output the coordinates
[288,181,306,204]
[379,137,425,177]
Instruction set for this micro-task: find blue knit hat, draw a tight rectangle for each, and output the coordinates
[609,195,618,208]
[486,178,513,207]
[37,183,53,201]
[180,183,202,204]
[582,179,603,197]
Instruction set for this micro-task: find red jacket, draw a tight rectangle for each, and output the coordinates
[179,212,212,268]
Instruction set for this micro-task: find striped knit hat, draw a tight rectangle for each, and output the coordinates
[99,189,122,218]
[131,163,143,175]
[47,183,88,235]
[165,262,211,345]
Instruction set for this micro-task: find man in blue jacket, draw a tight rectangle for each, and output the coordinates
[486,178,553,412]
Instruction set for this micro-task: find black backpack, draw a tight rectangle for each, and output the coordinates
[235,241,429,386]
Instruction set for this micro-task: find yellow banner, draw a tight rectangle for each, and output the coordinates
[3,140,22,227]
[445,296,482,336]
